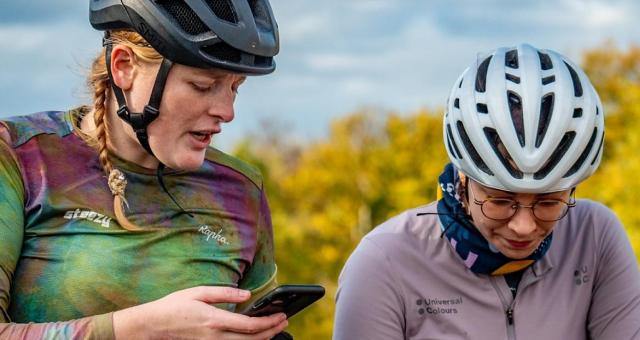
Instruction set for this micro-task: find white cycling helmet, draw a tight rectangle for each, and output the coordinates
[443,43,604,193]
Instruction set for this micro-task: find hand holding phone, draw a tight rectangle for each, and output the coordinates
[239,284,325,318]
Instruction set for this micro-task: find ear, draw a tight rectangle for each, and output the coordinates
[109,45,137,91]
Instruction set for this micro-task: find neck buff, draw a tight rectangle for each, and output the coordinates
[436,163,552,275]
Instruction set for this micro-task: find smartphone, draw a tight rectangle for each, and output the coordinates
[240,284,325,318]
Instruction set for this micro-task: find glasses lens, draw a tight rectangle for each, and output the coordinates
[482,198,516,220]
[533,200,569,221]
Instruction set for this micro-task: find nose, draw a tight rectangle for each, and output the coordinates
[208,82,236,123]
[507,206,538,236]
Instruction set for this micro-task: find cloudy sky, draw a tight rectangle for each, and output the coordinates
[1,0,638,152]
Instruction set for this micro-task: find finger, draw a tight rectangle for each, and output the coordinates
[211,310,287,334]
[223,319,288,340]
[180,286,251,304]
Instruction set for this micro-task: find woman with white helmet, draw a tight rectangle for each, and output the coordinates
[0,1,290,339]
[333,44,640,339]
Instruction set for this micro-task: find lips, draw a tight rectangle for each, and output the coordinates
[505,239,534,249]
[189,130,217,148]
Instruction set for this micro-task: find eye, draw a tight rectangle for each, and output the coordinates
[191,82,211,93]
[488,198,515,207]
[536,199,562,208]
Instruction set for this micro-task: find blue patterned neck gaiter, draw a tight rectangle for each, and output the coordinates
[436,163,552,275]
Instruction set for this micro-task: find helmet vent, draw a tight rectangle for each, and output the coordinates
[158,1,208,35]
[541,75,555,85]
[573,108,583,118]
[454,98,460,109]
[508,91,525,147]
[477,103,488,114]
[506,74,521,84]
[534,131,576,180]
[253,56,272,66]
[596,106,599,115]
[484,127,524,179]
[458,78,464,88]
[249,0,272,31]
[457,121,494,176]
[475,56,493,93]
[201,42,242,63]
[591,131,604,165]
[505,49,519,69]
[446,124,462,159]
[535,93,554,148]
[205,0,238,23]
[563,127,598,178]
[564,61,583,97]
[538,51,553,70]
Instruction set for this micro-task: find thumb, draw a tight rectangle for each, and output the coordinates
[180,286,252,304]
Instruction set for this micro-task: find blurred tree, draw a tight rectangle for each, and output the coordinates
[233,43,640,339]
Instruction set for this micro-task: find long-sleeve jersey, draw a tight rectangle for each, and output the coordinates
[334,201,640,339]
[0,108,277,339]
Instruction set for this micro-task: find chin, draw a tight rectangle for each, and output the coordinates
[164,153,206,171]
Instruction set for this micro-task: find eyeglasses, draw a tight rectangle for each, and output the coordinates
[468,184,576,222]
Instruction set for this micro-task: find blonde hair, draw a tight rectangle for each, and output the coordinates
[83,30,163,231]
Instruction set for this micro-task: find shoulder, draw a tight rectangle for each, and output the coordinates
[0,109,77,148]
[553,199,628,260]
[204,147,263,190]
[364,202,441,251]
[344,202,442,272]
[563,199,621,235]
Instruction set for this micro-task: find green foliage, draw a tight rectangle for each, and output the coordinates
[233,44,640,339]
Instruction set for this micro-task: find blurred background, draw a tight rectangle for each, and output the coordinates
[1,1,639,338]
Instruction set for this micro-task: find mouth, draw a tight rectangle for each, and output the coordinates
[504,239,534,249]
[188,129,218,146]
[190,131,214,142]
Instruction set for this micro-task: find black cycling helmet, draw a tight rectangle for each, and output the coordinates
[88,0,279,157]
[90,0,279,74]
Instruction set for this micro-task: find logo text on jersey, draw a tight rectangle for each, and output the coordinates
[198,224,230,245]
[64,209,111,228]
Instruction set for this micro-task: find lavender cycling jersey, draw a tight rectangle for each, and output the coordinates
[334,201,640,339]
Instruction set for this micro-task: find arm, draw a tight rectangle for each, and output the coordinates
[236,188,278,312]
[0,134,115,339]
[333,237,406,340]
[588,204,640,339]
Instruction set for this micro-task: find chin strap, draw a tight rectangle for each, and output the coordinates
[104,33,172,156]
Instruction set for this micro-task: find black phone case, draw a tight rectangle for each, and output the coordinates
[244,284,325,318]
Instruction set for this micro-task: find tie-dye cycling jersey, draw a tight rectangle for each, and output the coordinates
[0,108,276,339]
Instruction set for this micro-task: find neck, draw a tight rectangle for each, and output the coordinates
[81,97,160,170]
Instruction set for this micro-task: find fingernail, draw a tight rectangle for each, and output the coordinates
[239,289,250,297]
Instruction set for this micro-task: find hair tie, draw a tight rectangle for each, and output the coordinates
[108,168,129,209]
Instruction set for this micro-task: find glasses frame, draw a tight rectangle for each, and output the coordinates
[467,184,577,222]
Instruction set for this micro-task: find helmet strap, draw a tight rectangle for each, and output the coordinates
[104,33,173,157]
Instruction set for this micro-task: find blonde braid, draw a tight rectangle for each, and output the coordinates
[90,39,144,231]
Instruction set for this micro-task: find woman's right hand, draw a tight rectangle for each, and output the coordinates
[112,286,288,340]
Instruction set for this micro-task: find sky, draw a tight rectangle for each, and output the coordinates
[1,0,639,152]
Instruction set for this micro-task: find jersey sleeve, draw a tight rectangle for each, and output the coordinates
[587,204,640,339]
[0,136,26,322]
[236,188,278,311]
[0,133,115,339]
[333,237,406,339]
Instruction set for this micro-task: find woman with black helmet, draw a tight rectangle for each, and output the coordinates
[0,1,288,338]
[333,44,640,339]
